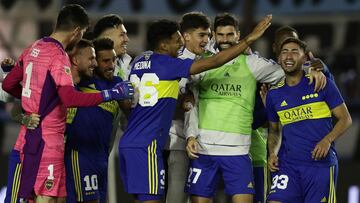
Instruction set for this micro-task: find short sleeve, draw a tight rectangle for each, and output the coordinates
[322,78,344,110]
[246,54,284,85]
[266,90,279,122]
[50,55,74,87]
[166,57,193,79]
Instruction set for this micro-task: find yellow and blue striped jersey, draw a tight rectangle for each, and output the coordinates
[65,76,122,158]
[119,51,193,149]
[266,75,344,166]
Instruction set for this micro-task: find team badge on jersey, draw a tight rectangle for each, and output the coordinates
[45,179,54,191]
[64,66,71,75]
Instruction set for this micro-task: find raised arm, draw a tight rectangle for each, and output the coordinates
[189,14,272,75]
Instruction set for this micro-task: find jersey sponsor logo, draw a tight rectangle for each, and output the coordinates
[210,83,242,97]
[134,61,151,70]
[45,179,54,191]
[277,101,331,125]
[30,48,40,57]
[280,100,288,107]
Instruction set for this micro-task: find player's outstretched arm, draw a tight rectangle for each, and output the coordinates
[312,103,352,160]
[101,81,134,102]
[58,81,134,108]
[268,121,281,172]
[189,14,272,75]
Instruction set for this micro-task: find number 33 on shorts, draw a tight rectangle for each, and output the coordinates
[270,174,289,190]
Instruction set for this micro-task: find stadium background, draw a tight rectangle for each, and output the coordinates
[0,0,359,202]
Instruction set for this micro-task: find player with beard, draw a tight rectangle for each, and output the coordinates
[65,38,131,203]
[2,5,134,203]
[266,37,351,203]
[184,13,326,203]
[119,15,272,203]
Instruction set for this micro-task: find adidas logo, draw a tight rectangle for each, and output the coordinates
[247,182,254,188]
[280,100,288,107]
[224,72,230,77]
[320,197,327,202]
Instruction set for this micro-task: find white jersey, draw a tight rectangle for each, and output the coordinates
[165,48,196,151]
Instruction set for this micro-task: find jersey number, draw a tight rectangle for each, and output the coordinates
[187,168,202,184]
[84,175,98,191]
[270,174,289,190]
[130,73,159,107]
[47,164,54,180]
[22,62,33,98]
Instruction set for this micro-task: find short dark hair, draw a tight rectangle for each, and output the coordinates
[68,39,93,56]
[214,13,239,31]
[147,19,179,50]
[280,37,307,52]
[93,14,124,38]
[93,38,115,53]
[55,4,90,31]
[275,26,298,37]
[179,12,210,34]
[274,26,300,56]
[76,39,94,49]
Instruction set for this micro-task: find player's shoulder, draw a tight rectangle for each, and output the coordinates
[269,78,286,91]
[247,51,274,62]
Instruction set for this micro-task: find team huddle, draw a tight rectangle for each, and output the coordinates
[0,3,352,203]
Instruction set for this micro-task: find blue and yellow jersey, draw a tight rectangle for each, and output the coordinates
[266,75,344,166]
[65,76,122,158]
[119,51,192,149]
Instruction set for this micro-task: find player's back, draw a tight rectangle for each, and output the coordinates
[119,51,192,150]
[15,37,74,152]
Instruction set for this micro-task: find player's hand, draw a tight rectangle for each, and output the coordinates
[101,81,134,102]
[268,153,279,172]
[259,84,270,106]
[186,137,199,159]
[245,14,272,43]
[22,113,40,130]
[182,93,195,112]
[1,58,15,72]
[308,68,326,92]
[307,52,324,72]
[312,137,331,161]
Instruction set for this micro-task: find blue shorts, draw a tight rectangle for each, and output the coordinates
[119,140,165,201]
[253,166,267,203]
[5,149,21,203]
[65,149,108,203]
[185,154,255,197]
[267,161,338,203]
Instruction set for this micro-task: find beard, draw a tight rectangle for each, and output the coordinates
[217,42,234,51]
